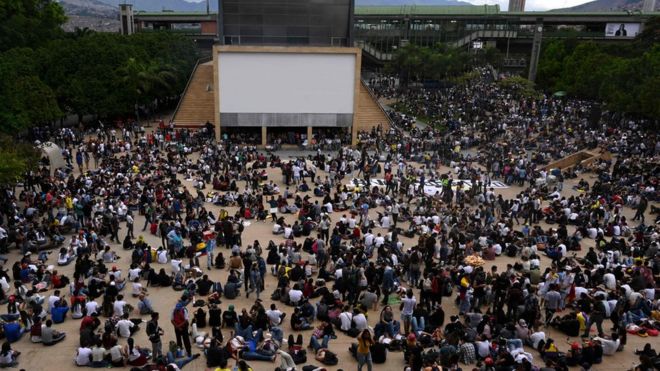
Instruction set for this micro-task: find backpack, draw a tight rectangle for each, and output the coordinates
[291,349,307,364]
[195,308,207,328]
[321,350,338,365]
[172,307,187,329]
[371,342,387,363]
[524,295,539,314]
[146,320,160,342]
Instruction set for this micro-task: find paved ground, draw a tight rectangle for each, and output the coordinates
[5,146,654,371]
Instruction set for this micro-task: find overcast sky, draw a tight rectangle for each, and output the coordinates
[463,0,594,11]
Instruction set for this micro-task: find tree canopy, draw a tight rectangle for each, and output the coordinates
[0,0,199,183]
[385,43,501,87]
[537,17,660,119]
[0,11,199,135]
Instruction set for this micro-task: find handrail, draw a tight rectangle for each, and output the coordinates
[172,56,212,123]
[361,79,394,129]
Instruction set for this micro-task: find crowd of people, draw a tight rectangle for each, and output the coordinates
[0,69,657,371]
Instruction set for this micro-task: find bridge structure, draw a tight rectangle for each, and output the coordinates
[128,5,658,80]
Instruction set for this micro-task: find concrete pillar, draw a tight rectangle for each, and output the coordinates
[119,4,134,35]
[643,0,656,12]
[351,126,358,146]
[261,127,267,147]
[307,127,313,144]
[528,20,543,82]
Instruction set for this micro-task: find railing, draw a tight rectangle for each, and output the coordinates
[355,41,394,61]
[361,79,394,129]
[172,56,212,123]
[454,30,518,47]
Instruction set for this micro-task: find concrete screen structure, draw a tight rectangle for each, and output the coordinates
[218,52,356,116]
[213,45,364,144]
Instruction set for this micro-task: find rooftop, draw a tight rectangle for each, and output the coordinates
[354,5,500,15]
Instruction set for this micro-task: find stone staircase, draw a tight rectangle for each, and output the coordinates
[172,61,215,128]
[356,80,391,132]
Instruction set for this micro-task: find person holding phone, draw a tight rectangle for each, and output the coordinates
[357,329,374,371]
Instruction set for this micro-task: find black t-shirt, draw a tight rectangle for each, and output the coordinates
[197,279,213,296]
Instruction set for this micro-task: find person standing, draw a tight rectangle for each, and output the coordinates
[146,312,164,359]
[170,297,192,356]
[633,195,647,223]
[125,211,134,240]
[356,329,374,371]
[400,288,416,335]
[542,284,561,327]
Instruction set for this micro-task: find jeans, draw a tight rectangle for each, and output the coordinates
[412,316,425,336]
[166,351,195,368]
[234,324,262,342]
[241,350,273,361]
[151,340,162,359]
[270,326,284,344]
[207,251,213,270]
[357,352,373,371]
[376,320,401,337]
[584,315,604,337]
[310,335,329,351]
[507,339,523,352]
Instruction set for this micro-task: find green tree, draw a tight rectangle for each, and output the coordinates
[0,135,40,186]
[0,48,61,133]
[0,0,66,52]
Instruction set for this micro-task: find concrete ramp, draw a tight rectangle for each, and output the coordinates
[543,149,611,171]
[173,61,215,128]
[356,80,391,132]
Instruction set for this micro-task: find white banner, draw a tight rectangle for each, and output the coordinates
[346,178,508,196]
[605,23,641,38]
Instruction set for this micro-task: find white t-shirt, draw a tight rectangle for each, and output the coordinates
[530,332,546,349]
[157,250,168,264]
[266,309,283,326]
[116,319,134,338]
[132,282,143,297]
[113,300,127,317]
[352,313,368,330]
[48,295,60,313]
[289,289,303,304]
[339,312,353,331]
[128,268,142,281]
[475,340,491,358]
[85,301,99,315]
[603,273,616,290]
[401,296,416,315]
[76,347,92,366]
[109,345,123,361]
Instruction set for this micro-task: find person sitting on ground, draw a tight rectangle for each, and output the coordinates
[0,341,20,367]
[41,319,66,345]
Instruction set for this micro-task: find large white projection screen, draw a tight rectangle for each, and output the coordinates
[218,52,356,114]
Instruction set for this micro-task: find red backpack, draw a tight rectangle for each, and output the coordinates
[172,307,187,329]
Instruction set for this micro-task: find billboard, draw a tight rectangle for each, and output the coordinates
[605,23,641,38]
[218,52,356,114]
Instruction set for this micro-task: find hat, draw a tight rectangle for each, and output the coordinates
[228,304,235,311]
[24,252,31,256]
[518,319,527,327]
[485,357,494,366]
[407,333,416,342]
[571,342,580,350]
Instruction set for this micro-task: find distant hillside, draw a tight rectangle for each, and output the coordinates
[552,0,657,12]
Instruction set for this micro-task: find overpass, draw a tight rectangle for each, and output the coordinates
[129,5,658,80]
